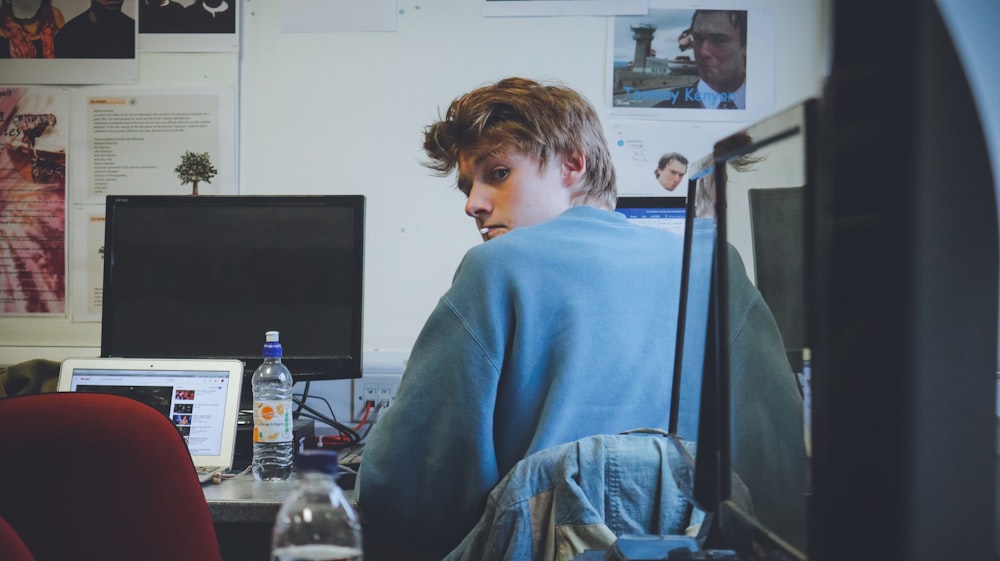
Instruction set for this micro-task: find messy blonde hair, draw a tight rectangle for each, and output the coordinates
[423,77,616,207]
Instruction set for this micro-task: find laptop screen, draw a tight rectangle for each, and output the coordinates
[614,196,687,237]
[58,358,243,462]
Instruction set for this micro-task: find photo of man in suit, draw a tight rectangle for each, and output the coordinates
[654,10,747,109]
[611,8,749,111]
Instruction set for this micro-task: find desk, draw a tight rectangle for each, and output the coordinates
[203,478,295,523]
[203,478,358,561]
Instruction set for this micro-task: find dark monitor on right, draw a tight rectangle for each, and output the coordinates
[694,99,817,560]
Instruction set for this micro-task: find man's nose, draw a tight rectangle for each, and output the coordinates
[465,184,491,218]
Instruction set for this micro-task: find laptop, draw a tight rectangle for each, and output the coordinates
[614,196,687,237]
[57,357,245,483]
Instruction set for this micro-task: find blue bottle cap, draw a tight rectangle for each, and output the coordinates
[262,330,283,358]
[294,449,339,475]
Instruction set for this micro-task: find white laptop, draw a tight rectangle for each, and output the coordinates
[57,357,244,483]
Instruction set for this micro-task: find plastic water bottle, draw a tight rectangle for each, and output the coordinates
[271,449,363,561]
[252,330,294,481]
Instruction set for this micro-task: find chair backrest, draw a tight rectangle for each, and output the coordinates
[0,514,36,561]
[0,392,222,561]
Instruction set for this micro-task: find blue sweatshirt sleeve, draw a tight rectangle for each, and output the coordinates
[357,252,505,557]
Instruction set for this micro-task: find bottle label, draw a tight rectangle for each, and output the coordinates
[253,399,293,443]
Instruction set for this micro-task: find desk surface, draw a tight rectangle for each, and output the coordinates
[202,477,357,524]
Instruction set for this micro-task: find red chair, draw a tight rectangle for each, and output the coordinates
[0,514,36,561]
[0,392,223,561]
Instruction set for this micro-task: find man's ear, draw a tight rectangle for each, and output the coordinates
[560,152,587,187]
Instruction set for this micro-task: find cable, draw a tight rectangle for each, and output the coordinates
[299,399,386,451]
[355,402,386,442]
[292,395,360,445]
[294,392,341,424]
[292,398,361,448]
[293,380,312,417]
[354,400,373,428]
[211,464,253,484]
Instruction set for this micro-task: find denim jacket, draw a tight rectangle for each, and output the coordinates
[441,432,704,561]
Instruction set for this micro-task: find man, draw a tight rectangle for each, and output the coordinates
[357,77,684,560]
[356,77,799,560]
[54,0,134,59]
[656,10,747,110]
[655,152,688,192]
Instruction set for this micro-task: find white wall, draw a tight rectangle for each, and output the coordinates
[1,0,829,418]
[239,0,829,354]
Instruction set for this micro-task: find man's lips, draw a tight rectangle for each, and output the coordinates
[478,225,507,240]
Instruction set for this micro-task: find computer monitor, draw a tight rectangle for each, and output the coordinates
[655,156,717,514]
[100,194,366,410]
[748,187,805,360]
[614,196,686,237]
[703,100,816,560]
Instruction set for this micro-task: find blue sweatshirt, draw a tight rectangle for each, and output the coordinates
[358,206,685,556]
[357,206,804,559]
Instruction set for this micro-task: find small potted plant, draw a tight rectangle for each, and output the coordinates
[174,150,218,195]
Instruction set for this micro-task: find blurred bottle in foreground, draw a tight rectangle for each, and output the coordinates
[271,449,363,561]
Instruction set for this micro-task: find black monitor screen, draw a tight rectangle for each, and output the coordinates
[749,187,805,356]
[101,195,365,406]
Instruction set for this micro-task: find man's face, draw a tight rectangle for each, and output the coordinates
[458,151,576,242]
[10,0,43,19]
[657,159,687,192]
[92,0,125,12]
[691,12,746,93]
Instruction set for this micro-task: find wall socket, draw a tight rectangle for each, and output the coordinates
[351,373,401,422]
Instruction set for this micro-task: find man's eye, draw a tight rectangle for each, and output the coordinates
[488,168,510,182]
[694,32,731,46]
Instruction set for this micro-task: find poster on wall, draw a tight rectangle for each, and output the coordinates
[139,0,239,53]
[607,3,775,121]
[0,0,139,84]
[68,86,237,205]
[609,119,744,196]
[484,0,647,17]
[0,86,69,317]
[67,86,237,322]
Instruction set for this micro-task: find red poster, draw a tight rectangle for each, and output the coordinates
[0,87,68,315]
